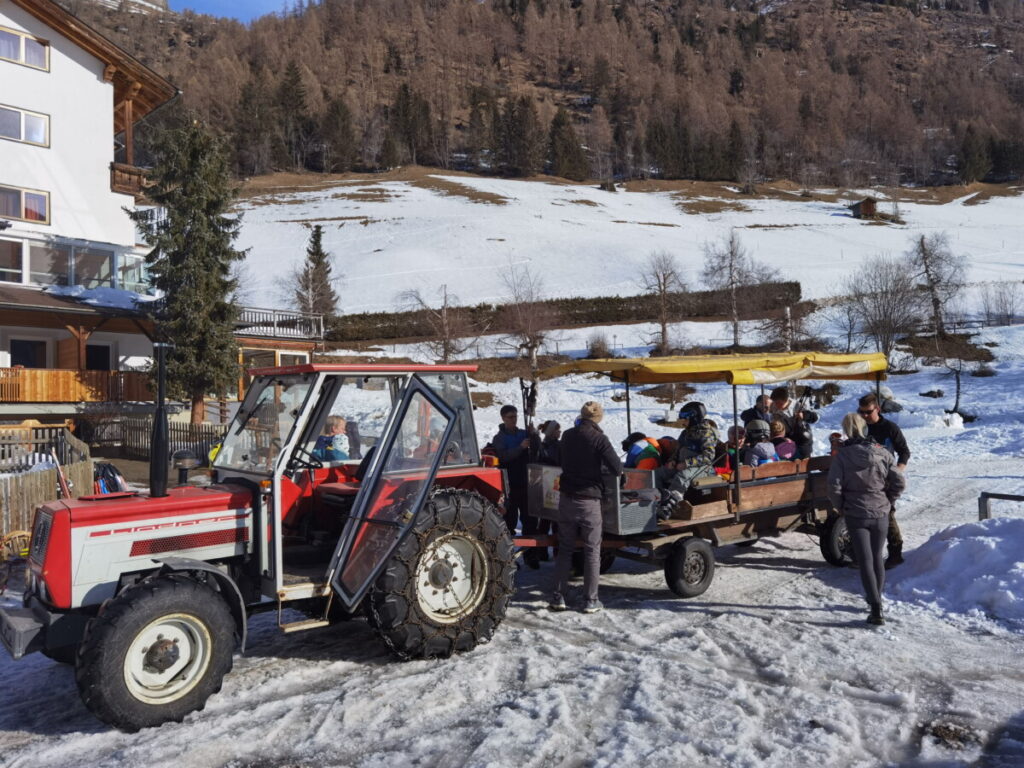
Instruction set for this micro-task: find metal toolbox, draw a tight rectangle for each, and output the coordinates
[527,464,660,536]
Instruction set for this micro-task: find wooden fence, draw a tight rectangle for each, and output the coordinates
[121,417,227,461]
[0,428,93,535]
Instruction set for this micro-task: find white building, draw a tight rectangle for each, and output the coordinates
[0,0,175,416]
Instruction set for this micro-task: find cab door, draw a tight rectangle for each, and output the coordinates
[327,375,457,610]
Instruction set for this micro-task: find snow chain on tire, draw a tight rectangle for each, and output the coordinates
[366,488,515,660]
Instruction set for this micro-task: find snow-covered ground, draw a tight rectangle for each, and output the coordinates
[2,320,1023,767]
[233,175,1024,313]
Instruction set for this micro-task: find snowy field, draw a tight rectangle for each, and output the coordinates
[2,322,1024,767]
[233,175,1024,313]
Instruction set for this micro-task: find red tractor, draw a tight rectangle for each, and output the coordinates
[0,365,515,731]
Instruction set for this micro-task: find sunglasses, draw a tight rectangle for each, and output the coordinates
[857,409,877,416]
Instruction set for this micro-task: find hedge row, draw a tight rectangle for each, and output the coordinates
[326,281,801,343]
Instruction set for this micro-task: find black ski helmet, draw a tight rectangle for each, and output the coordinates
[678,402,707,425]
[747,419,771,443]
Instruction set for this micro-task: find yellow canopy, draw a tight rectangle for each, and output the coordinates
[539,351,888,386]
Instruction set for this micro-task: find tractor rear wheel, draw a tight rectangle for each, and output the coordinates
[366,489,514,659]
[75,575,236,731]
[820,515,855,566]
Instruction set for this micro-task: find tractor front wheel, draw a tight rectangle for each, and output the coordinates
[366,489,514,659]
[75,576,236,731]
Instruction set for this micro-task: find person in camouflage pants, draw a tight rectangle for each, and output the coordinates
[659,402,718,517]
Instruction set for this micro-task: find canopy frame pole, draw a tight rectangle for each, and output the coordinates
[732,384,742,522]
[625,372,632,434]
[875,371,881,398]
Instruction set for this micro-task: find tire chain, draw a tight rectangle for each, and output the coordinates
[367,488,515,660]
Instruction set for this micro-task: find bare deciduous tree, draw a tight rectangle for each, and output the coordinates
[638,251,683,356]
[398,284,481,363]
[701,230,780,347]
[843,255,924,360]
[905,232,965,338]
[980,281,1022,326]
[497,262,558,373]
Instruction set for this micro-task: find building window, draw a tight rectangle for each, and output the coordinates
[0,184,50,224]
[0,239,21,282]
[74,247,114,289]
[119,253,147,292]
[0,26,49,71]
[86,344,112,371]
[0,103,49,146]
[9,339,46,368]
[28,242,70,285]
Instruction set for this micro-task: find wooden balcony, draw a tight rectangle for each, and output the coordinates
[110,162,148,200]
[236,307,324,340]
[0,368,152,404]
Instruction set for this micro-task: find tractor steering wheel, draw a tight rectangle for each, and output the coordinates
[290,446,324,471]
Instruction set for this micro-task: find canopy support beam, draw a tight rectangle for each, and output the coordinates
[625,372,632,434]
[732,384,742,522]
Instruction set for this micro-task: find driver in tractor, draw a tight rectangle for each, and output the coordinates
[657,402,718,519]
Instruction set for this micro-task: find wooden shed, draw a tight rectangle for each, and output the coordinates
[849,197,878,219]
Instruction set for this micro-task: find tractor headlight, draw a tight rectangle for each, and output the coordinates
[29,509,52,564]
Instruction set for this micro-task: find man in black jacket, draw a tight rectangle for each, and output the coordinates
[549,401,622,614]
[740,394,771,426]
[858,393,911,568]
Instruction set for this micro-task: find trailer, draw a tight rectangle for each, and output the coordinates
[518,351,889,597]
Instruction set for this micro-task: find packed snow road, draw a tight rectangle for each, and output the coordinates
[1,457,1021,768]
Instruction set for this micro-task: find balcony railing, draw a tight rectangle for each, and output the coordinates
[110,162,147,199]
[236,307,324,340]
[0,369,152,404]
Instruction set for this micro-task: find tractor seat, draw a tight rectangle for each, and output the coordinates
[314,481,361,504]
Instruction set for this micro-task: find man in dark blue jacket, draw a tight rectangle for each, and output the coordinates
[549,401,622,614]
[492,405,536,540]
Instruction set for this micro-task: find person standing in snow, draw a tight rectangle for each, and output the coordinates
[858,392,911,568]
[549,401,622,614]
[534,420,562,466]
[827,412,906,626]
[492,405,538,543]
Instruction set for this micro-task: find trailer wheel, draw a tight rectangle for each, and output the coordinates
[664,537,715,598]
[819,515,855,566]
[367,489,515,660]
[75,576,236,731]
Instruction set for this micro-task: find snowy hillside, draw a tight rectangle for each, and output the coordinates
[2,320,1024,766]
[234,174,1024,313]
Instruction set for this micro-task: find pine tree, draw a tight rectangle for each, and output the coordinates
[958,123,991,184]
[129,120,245,424]
[320,97,356,173]
[390,83,432,165]
[548,107,588,181]
[499,95,543,176]
[293,225,339,317]
[234,70,276,176]
[725,119,745,181]
[278,61,309,169]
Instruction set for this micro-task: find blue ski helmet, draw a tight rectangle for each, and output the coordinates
[678,402,707,424]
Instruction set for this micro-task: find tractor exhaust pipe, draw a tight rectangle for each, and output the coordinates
[149,342,172,498]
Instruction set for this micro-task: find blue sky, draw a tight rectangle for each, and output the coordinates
[167,1,289,22]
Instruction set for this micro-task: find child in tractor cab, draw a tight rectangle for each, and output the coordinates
[313,415,350,462]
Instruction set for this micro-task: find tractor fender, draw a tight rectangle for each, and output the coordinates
[153,557,248,652]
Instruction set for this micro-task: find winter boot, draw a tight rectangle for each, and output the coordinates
[548,592,567,612]
[522,548,541,570]
[581,599,603,614]
[658,490,684,521]
[884,545,904,570]
[867,603,885,626]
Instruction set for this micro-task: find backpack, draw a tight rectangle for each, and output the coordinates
[93,461,129,494]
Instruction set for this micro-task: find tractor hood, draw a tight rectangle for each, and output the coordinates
[60,484,254,527]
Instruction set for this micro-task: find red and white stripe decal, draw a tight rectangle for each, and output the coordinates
[89,513,249,538]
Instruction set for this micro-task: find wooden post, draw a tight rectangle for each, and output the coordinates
[123,98,134,166]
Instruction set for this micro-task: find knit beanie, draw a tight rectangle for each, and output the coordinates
[543,420,561,438]
[580,401,603,422]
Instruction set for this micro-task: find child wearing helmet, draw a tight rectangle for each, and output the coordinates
[741,419,779,466]
[657,402,718,518]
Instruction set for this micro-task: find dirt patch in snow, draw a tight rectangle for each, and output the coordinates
[612,220,679,227]
[564,198,601,207]
[470,355,571,383]
[408,177,509,205]
[331,188,401,203]
[673,197,751,215]
[276,215,382,226]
